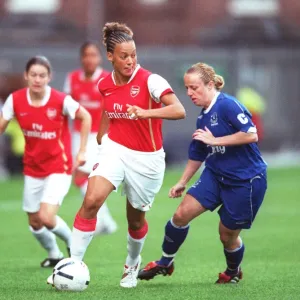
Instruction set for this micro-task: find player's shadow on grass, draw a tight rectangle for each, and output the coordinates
[139,281,215,289]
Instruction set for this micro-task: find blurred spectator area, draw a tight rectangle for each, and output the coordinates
[0,72,25,101]
[0,0,300,46]
[0,0,300,162]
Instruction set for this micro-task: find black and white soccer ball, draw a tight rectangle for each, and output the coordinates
[52,258,90,292]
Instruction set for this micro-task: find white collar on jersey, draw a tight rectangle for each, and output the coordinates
[27,85,51,107]
[203,91,220,114]
[111,64,141,85]
[79,67,103,81]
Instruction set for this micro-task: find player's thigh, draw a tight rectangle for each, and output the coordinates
[186,167,221,211]
[250,171,267,220]
[88,141,125,192]
[219,171,267,230]
[23,175,45,213]
[41,173,72,206]
[123,150,166,211]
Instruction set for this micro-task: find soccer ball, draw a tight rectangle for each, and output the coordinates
[52,258,90,292]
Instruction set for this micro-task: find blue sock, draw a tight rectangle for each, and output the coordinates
[158,219,190,266]
[224,242,245,276]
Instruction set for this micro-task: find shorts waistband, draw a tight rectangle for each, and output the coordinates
[106,137,164,156]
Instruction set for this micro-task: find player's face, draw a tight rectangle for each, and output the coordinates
[24,64,51,94]
[184,73,214,108]
[108,41,137,78]
[81,45,101,74]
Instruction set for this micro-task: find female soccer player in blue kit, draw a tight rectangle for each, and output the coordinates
[138,62,267,284]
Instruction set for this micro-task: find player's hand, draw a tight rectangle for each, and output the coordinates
[193,126,216,146]
[126,104,149,119]
[73,150,87,170]
[169,182,186,198]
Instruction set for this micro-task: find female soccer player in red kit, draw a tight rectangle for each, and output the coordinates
[0,56,91,267]
[64,42,117,235]
[69,22,186,288]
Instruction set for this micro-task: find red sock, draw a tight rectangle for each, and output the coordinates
[73,213,96,232]
[128,221,148,239]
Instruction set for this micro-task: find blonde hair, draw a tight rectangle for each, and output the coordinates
[186,62,225,91]
[102,22,134,53]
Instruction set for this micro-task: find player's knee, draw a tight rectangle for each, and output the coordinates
[82,193,104,217]
[28,216,43,230]
[172,209,189,227]
[128,220,148,238]
[39,211,56,229]
[128,220,143,231]
[219,232,236,248]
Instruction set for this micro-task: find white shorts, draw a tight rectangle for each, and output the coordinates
[72,132,99,174]
[23,174,72,213]
[89,137,166,211]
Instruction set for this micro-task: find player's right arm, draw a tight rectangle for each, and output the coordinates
[0,94,14,134]
[169,139,207,198]
[169,160,203,198]
[96,108,109,145]
[63,73,71,94]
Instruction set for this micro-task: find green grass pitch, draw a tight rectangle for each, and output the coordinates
[0,167,299,300]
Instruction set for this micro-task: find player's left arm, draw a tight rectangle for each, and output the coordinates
[63,96,91,168]
[148,93,186,120]
[0,115,10,135]
[0,94,14,134]
[126,74,186,120]
[193,100,258,146]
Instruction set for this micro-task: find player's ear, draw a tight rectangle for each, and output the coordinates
[107,52,113,63]
[208,81,214,90]
[47,73,52,83]
[23,71,28,81]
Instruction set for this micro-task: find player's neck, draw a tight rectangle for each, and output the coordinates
[112,71,130,86]
[29,89,46,103]
[84,71,94,80]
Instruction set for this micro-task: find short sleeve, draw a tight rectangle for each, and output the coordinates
[1,94,14,120]
[223,99,257,133]
[147,74,173,103]
[63,95,80,119]
[97,77,105,95]
[63,74,71,94]
[188,140,208,162]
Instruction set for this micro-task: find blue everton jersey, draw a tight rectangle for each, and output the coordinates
[188,93,267,181]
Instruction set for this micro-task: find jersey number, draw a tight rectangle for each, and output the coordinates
[237,113,248,124]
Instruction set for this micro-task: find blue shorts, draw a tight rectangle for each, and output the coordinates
[187,167,267,230]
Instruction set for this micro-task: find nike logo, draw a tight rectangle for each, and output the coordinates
[20,113,28,116]
[105,92,113,96]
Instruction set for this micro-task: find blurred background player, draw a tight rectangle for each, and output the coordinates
[62,22,186,289]
[138,62,267,284]
[63,42,117,235]
[237,85,266,143]
[0,56,91,267]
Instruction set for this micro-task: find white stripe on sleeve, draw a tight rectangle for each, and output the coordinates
[63,95,80,119]
[1,94,14,120]
[147,74,173,103]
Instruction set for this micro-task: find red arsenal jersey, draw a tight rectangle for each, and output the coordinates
[2,86,79,177]
[64,68,109,133]
[97,65,173,152]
